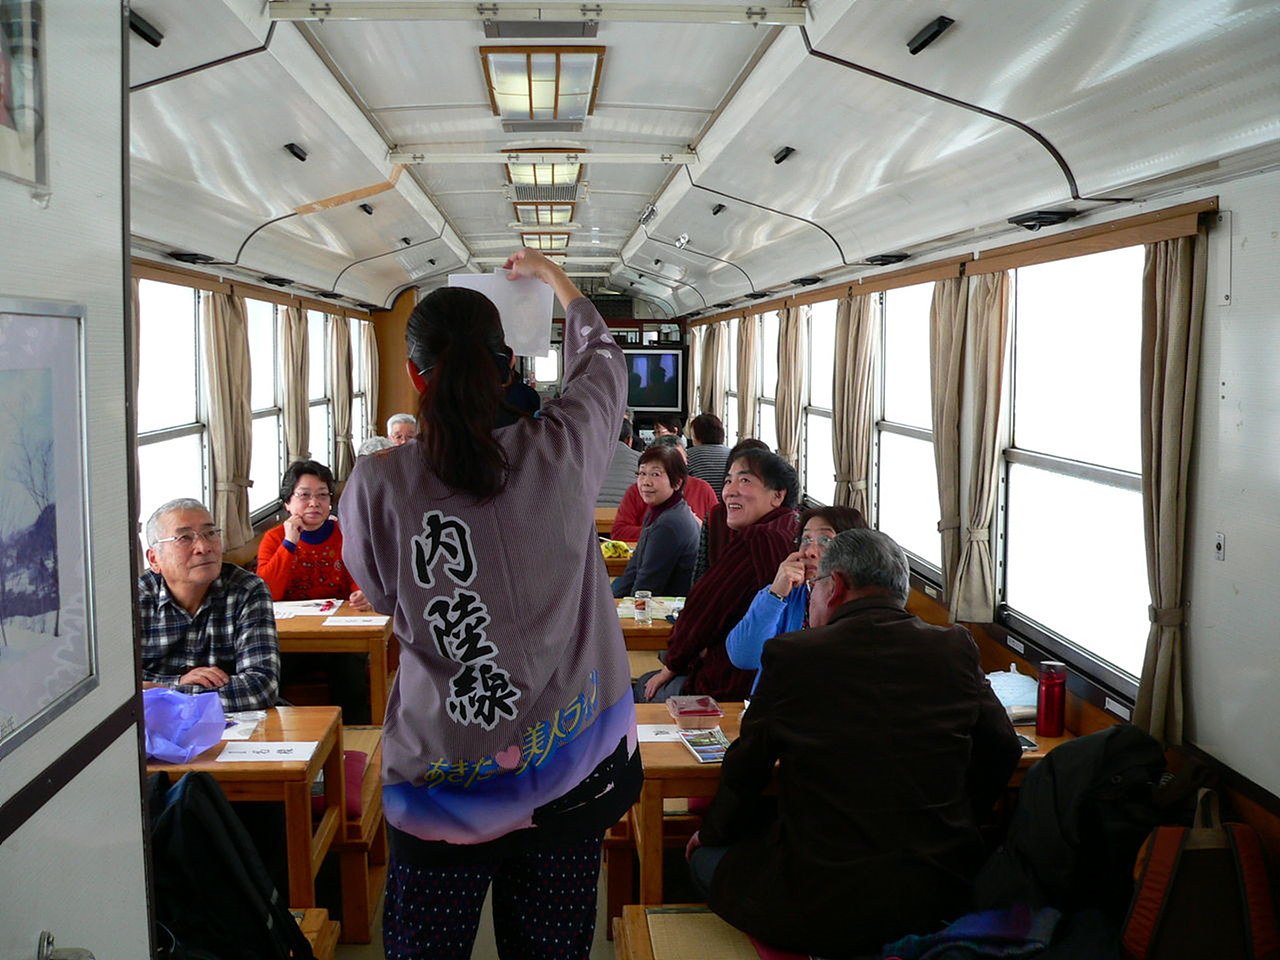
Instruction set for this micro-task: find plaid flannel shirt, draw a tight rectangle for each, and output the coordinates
[138,563,280,711]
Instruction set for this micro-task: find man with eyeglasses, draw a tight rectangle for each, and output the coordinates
[138,498,279,710]
[686,529,1020,956]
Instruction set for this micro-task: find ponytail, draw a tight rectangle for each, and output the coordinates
[406,288,511,500]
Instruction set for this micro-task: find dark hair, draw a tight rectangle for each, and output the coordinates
[689,413,725,445]
[279,460,335,503]
[653,414,683,434]
[727,437,769,463]
[653,434,685,449]
[637,445,687,492]
[406,287,512,499]
[727,448,799,508]
[618,419,634,444]
[797,505,867,542]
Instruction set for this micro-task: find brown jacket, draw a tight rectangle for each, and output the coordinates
[699,596,1020,956]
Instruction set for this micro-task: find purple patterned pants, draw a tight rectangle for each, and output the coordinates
[382,834,604,959]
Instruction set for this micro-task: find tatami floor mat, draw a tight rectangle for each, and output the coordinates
[645,907,759,960]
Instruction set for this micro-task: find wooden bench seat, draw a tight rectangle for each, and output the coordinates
[334,725,387,943]
[613,904,814,960]
[292,908,340,960]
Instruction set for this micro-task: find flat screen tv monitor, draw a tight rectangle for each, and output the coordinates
[624,348,683,413]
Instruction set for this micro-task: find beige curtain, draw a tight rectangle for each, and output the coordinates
[329,314,353,478]
[832,294,876,515]
[697,321,728,423]
[202,292,254,547]
[362,320,380,441]
[950,273,1010,622]
[1133,229,1207,745]
[736,313,758,442]
[774,305,807,468]
[929,277,968,608]
[686,325,702,418]
[282,305,310,463]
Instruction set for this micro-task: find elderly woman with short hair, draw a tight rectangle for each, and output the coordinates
[611,444,699,599]
[637,448,799,702]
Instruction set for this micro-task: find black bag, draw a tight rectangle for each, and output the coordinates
[148,771,315,960]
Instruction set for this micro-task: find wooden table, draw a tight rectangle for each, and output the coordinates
[616,600,675,650]
[628,703,1073,904]
[276,606,395,724]
[147,706,344,908]
[596,506,617,535]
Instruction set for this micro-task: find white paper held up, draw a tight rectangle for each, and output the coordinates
[448,269,554,358]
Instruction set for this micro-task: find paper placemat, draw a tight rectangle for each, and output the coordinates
[637,724,681,742]
[323,615,389,626]
[217,741,317,762]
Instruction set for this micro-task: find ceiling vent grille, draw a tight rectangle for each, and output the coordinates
[589,295,634,319]
[502,120,584,134]
[511,183,581,203]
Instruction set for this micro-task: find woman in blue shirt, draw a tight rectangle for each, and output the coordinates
[726,505,866,690]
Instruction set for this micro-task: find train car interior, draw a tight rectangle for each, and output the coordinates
[1,1,1279,956]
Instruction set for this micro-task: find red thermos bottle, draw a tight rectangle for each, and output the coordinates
[1036,662,1066,737]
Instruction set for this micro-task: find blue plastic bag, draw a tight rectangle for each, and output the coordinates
[143,687,226,763]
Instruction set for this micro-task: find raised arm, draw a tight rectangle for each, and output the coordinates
[503,246,584,308]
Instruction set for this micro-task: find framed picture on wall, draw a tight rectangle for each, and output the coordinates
[0,299,95,760]
[0,1,47,188]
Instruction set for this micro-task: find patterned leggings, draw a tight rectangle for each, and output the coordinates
[382,834,604,960]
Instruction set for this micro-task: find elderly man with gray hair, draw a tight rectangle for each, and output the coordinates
[137,498,279,711]
[386,412,418,445]
[687,528,1020,956]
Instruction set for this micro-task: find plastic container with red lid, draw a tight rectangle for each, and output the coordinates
[666,695,724,729]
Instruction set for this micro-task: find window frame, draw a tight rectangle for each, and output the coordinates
[136,280,210,525]
[801,299,837,504]
[244,297,287,524]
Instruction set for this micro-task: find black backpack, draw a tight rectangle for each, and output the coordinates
[974,724,1168,919]
[148,771,315,960]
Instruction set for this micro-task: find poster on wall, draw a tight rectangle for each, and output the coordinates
[0,0,46,187]
[0,300,95,759]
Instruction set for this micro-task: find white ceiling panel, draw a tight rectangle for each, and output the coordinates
[128,0,267,89]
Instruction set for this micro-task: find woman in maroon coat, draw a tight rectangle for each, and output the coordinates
[636,448,799,703]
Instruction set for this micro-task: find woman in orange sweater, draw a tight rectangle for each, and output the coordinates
[258,459,373,721]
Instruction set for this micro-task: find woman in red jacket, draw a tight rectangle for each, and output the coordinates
[258,459,373,720]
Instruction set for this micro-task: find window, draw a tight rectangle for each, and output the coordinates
[533,345,560,385]
[724,317,739,445]
[756,310,780,451]
[877,283,941,570]
[245,298,285,516]
[351,319,369,447]
[306,309,332,467]
[803,300,837,504]
[136,279,207,533]
[1001,245,1146,680]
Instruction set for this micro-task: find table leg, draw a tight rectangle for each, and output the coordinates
[369,635,388,725]
[633,780,664,904]
[283,780,315,907]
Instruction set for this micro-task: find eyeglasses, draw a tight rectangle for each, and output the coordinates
[291,490,332,503]
[634,470,667,481]
[805,573,831,590]
[153,528,223,548]
[798,534,834,549]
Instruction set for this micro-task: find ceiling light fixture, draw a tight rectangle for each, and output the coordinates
[129,11,164,47]
[772,146,795,165]
[480,46,604,129]
[907,16,955,55]
[675,233,689,249]
[638,203,657,226]
[1008,209,1079,231]
[284,142,308,162]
